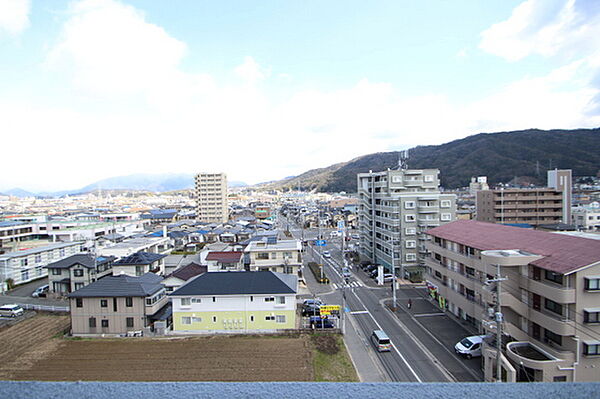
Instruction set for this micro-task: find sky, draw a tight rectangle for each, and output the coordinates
[1,0,599,192]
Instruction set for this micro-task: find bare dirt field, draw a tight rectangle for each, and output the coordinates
[1,316,314,381]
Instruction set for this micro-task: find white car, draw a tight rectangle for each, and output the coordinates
[0,304,24,318]
[455,335,487,359]
[322,251,331,258]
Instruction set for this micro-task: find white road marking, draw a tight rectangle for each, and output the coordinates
[351,290,423,383]
[413,313,446,318]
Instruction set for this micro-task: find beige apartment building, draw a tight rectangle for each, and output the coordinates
[476,169,572,227]
[245,239,302,277]
[195,172,228,224]
[357,168,456,279]
[425,220,600,382]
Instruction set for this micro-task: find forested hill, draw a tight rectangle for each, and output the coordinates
[262,128,600,192]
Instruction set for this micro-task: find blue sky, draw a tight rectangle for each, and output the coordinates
[0,0,599,192]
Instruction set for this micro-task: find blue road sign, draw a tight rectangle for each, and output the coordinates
[316,240,327,246]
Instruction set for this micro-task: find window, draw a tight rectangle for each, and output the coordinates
[257,252,269,260]
[21,258,28,267]
[404,201,415,209]
[275,315,286,323]
[181,298,191,306]
[405,214,416,222]
[250,315,254,322]
[544,270,563,285]
[264,297,275,302]
[76,298,83,308]
[424,175,434,182]
[212,316,217,323]
[126,297,133,307]
[113,298,118,312]
[440,200,451,208]
[126,317,134,328]
[100,299,108,308]
[545,298,563,316]
[406,253,417,261]
[405,227,416,235]
[405,240,416,248]
[584,342,600,356]
[191,298,202,304]
[52,268,61,275]
[584,277,600,291]
[101,319,109,328]
[265,316,275,321]
[212,297,216,302]
[35,255,42,263]
[441,213,452,221]
[89,317,96,328]
[544,329,562,346]
[73,269,84,277]
[191,317,202,323]
[181,317,191,325]
[276,296,285,304]
[584,310,600,324]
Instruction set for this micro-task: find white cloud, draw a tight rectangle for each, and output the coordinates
[1,0,599,192]
[480,0,600,62]
[0,0,30,36]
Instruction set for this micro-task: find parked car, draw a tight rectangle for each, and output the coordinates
[32,284,49,298]
[322,251,331,258]
[0,304,24,318]
[382,273,394,282]
[309,316,335,329]
[302,298,323,307]
[455,335,487,359]
[302,305,321,317]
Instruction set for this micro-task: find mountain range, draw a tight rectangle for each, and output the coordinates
[259,127,600,192]
[2,127,598,197]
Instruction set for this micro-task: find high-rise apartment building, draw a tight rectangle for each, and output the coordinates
[195,172,228,224]
[357,168,456,279]
[476,169,572,226]
[425,220,600,382]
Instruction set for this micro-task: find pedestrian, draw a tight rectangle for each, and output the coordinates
[408,298,412,309]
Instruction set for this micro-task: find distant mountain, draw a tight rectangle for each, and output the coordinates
[261,128,600,192]
[2,188,37,198]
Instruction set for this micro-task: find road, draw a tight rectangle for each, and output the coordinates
[280,213,483,382]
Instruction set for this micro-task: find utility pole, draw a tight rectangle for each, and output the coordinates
[487,263,508,382]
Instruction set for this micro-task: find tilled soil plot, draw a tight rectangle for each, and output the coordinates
[20,335,314,382]
[0,315,70,380]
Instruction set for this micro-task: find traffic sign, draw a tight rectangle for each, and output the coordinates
[315,239,327,246]
[320,305,340,312]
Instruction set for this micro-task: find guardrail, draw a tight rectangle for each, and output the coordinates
[18,303,69,312]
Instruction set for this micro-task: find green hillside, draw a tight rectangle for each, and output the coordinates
[263,128,600,192]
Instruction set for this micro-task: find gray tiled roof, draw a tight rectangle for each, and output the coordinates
[170,271,297,296]
[68,273,163,298]
[46,254,115,270]
[113,251,166,266]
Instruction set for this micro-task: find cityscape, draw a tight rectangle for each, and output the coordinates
[1,0,600,398]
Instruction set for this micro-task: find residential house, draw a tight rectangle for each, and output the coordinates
[245,239,302,276]
[205,251,244,272]
[171,271,297,333]
[112,252,167,277]
[99,236,172,259]
[162,262,207,293]
[68,273,169,336]
[47,254,115,295]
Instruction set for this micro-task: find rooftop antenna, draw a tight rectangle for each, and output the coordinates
[398,149,409,170]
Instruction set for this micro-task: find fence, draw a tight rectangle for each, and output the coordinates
[19,303,69,313]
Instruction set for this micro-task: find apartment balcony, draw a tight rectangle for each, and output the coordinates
[525,279,575,304]
[499,291,529,317]
[503,321,575,364]
[404,180,424,187]
[417,206,439,214]
[506,342,564,378]
[529,306,576,336]
[375,205,399,213]
[425,257,479,289]
[426,241,479,269]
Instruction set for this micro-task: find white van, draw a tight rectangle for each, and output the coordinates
[371,329,391,352]
[0,304,24,318]
[454,335,486,359]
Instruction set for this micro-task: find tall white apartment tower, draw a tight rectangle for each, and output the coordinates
[357,168,456,280]
[195,172,228,224]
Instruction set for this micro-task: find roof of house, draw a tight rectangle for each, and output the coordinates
[170,271,297,296]
[46,254,115,269]
[68,273,163,298]
[166,262,207,281]
[113,251,166,266]
[427,220,600,274]
[205,251,243,263]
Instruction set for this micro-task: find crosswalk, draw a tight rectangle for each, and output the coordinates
[332,280,363,289]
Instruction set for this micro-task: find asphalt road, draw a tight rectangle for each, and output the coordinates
[280,213,483,382]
